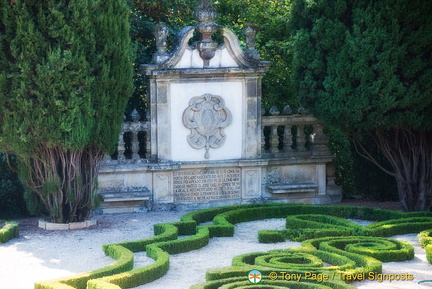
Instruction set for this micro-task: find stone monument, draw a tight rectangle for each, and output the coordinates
[142,0,270,207]
[96,0,341,212]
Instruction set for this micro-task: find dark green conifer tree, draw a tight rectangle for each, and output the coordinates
[0,0,133,222]
[290,0,432,211]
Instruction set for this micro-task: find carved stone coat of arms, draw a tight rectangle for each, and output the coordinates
[182,94,232,159]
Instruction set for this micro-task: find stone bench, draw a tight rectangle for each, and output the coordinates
[100,191,151,202]
[98,190,152,213]
[266,183,318,194]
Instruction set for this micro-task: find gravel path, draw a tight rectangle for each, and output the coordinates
[0,211,431,289]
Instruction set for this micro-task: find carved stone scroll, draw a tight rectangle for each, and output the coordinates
[182,94,232,159]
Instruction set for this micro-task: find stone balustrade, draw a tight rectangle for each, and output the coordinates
[102,111,328,164]
[103,117,150,164]
[261,113,329,159]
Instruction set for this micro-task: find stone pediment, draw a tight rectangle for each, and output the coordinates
[149,0,270,70]
[156,26,262,69]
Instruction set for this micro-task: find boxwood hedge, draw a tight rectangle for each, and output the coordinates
[418,229,432,264]
[0,221,19,244]
[33,203,431,289]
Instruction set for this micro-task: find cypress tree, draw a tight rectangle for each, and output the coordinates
[0,0,133,222]
[290,0,432,211]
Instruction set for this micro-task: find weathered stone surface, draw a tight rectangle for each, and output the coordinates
[242,168,261,198]
[153,172,173,203]
[170,81,243,161]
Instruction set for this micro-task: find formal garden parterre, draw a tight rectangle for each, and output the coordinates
[2,203,428,289]
[1,1,431,288]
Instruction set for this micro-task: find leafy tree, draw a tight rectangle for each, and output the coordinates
[127,0,195,119]
[0,0,134,222]
[0,153,28,219]
[290,0,432,211]
[216,0,295,112]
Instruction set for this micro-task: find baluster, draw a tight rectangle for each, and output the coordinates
[270,125,279,153]
[261,125,266,152]
[145,130,151,160]
[296,124,307,151]
[117,131,126,162]
[130,109,141,161]
[283,124,293,152]
[312,123,330,156]
[131,130,140,161]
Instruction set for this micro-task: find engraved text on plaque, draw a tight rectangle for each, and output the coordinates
[173,169,240,202]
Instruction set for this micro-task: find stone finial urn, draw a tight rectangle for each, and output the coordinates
[194,0,217,22]
[153,23,170,64]
[194,0,219,66]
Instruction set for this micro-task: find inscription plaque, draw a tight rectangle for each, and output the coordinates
[173,168,240,202]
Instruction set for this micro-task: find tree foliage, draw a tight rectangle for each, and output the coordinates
[0,0,134,222]
[216,0,295,112]
[290,0,432,211]
[126,0,195,119]
[0,153,28,219]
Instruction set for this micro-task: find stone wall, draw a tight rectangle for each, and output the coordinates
[97,114,341,213]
